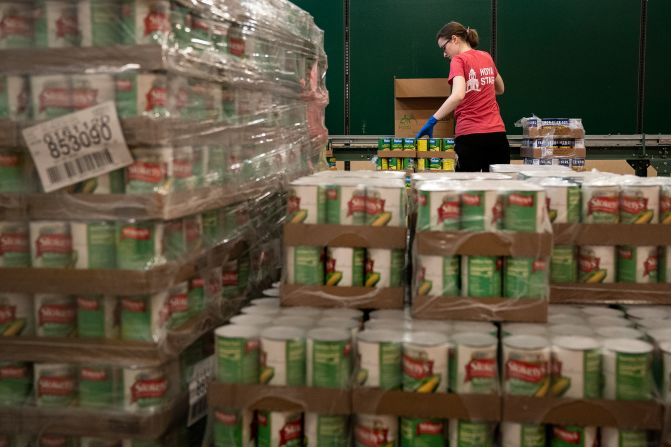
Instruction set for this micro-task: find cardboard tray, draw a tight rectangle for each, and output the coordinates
[550,284,671,304]
[351,389,500,421]
[283,224,407,249]
[553,223,671,246]
[0,177,281,221]
[415,231,553,257]
[208,382,350,415]
[412,296,548,322]
[281,284,405,309]
[415,151,457,159]
[0,393,188,440]
[0,237,247,295]
[502,396,663,430]
[520,147,587,159]
[377,150,417,158]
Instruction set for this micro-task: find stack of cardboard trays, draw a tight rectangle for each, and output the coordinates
[519,117,586,170]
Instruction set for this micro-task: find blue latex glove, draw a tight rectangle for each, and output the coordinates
[416,115,438,139]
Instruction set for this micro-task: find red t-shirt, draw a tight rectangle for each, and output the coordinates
[448,49,506,137]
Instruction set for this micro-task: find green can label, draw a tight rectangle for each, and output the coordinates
[616,430,647,447]
[288,184,326,224]
[520,425,546,447]
[260,338,306,386]
[202,210,222,247]
[306,414,348,447]
[325,185,366,224]
[504,257,548,299]
[35,365,76,407]
[77,295,115,338]
[257,411,303,447]
[0,150,27,192]
[616,352,651,400]
[74,222,117,269]
[453,421,492,447]
[326,247,365,287]
[292,246,324,286]
[214,409,252,447]
[505,352,550,396]
[551,246,577,283]
[217,336,260,384]
[428,139,441,151]
[357,339,402,389]
[188,276,207,314]
[401,418,444,447]
[463,256,502,297]
[167,283,191,329]
[617,246,658,283]
[392,138,404,150]
[0,5,33,48]
[79,366,119,407]
[120,296,154,341]
[403,138,416,150]
[116,222,162,270]
[503,191,540,232]
[0,362,31,404]
[551,426,591,447]
[0,222,30,267]
[79,0,120,47]
[378,138,391,150]
[310,339,352,388]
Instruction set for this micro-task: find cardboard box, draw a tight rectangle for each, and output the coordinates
[550,284,671,304]
[208,382,350,414]
[553,223,671,246]
[377,150,417,158]
[502,396,663,430]
[394,78,455,138]
[415,151,456,159]
[415,231,553,258]
[281,284,404,309]
[412,296,548,322]
[352,389,500,421]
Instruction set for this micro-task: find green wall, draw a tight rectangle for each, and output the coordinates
[293,0,671,135]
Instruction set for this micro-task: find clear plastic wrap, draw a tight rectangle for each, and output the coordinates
[514,116,587,169]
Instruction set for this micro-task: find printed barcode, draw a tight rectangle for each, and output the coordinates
[187,396,208,426]
[46,149,114,184]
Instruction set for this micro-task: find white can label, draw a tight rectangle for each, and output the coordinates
[355,414,398,447]
[402,342,448,393]
[123,366,170,412]
[579,246,615,283]
[0,293,33,336]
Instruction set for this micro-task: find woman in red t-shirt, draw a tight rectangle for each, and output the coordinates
[416,22,510,172]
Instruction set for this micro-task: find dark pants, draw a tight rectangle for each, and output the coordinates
[455,132,511,172]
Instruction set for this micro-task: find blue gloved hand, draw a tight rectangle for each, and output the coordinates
[416,115,438,139]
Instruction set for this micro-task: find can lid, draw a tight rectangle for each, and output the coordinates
[357,329,403,344]
[595,326,644,340]
[412,320,452,335]
[321,308,364,321]
[405,331,449,347]
[250,298,280,308]
[241,306,279,317]
[502,323,547,337]
[452,331,497,347]
[603,338,653,354]
[215,324,260,339]
[274,316,315,329]
[548,305,584,317]
[659,341,671,355]
[282,307,322,318]
[581,307,625,318]
[636,318,671,330]
[626,307,669,320]
[452,321,497,335]
[307,327,350,342]
[504,334,549,350]
[230,314,273,327]
[553,335,600,351]
[548,314,585,325]
[587,316,632,328]
[549,324,594,337]
[318,317,359,331]
[369,309,409,321]
[646,328,671,342]
[262,288,280,298]
[272,281,280,288]
[365,319,413,331]
[261,326,306,341]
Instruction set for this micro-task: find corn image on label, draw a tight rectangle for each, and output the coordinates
[461,256,502,297]
[428,139,441,151]
[288,184,326,224]
[661,186,671,224]
[550,246,577,283]
[401,417,444,447]
[367,184,406,227]
[326,247,365,287]
[617,246,658,283]
[551,426,596,447]
[0,222,29,267]
[30,221,73,268]
[305,413,348,447]
[379,138,392,150]
[502,422,546,447]
[0,4,33,49]
[443,139,455,150]
[402,334,448,393]
[213,409,253,447]
[357,332,402,389]
[77,295,118,339]
[582,185,619,223]
[366,248,404,288]
[579,246,615,284]
[545,184,581,223]
[504,257,548,299]
[325,183,367,225]
[123,367,169,411]
[35,363,76,407]
[620,185,658,224]
[450,420,493,447]
[603,340,652,400]
[461,190,500,231]
[551,336,601,399]
[503,190,543,232]
[0,361,31,405]
[503,336,550,397]
[602,428,647,447]
[392,138,404,150]
[0,294,32,337]
[417,139,428,152]
[417,255,459,297]
[116,221,164,270]
[451,333,498,394]
[216,326,260,384]
[355,414,398,447]
[79,365,120,407]
[35,294,76,337]
[257,411,303,447]
[260,328,306,386]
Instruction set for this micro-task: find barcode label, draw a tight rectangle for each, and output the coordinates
[187,355,215,427]
[22,101,133,193]
[46,149,114,184]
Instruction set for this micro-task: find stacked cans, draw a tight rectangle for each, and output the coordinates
[376,137,456,173]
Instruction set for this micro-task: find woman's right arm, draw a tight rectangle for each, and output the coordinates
[495,73,505,95]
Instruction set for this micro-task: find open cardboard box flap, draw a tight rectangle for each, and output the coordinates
[395,78,455,138]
